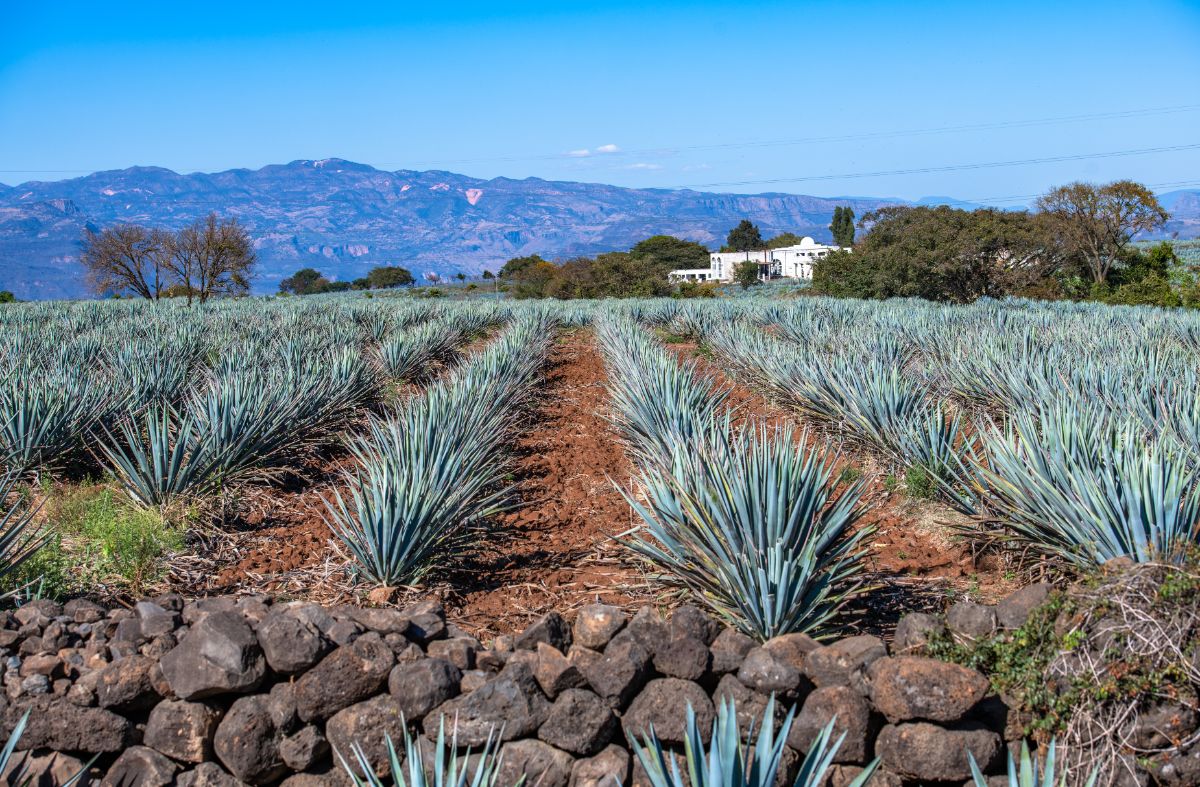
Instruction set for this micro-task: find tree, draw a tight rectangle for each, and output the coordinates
[366,265,414,289]
[166,213,256,304]
[279,268,324,295]
[0,291,15,304]
[500,255,547,278]
[453,272,466,282]
[766,232,804,249]
[830,207,856,247]
[812,205,1061,303]
[723,220,764,252]
[482,270,495,280]
[629,235,710,272]
[80,224,171,300]
[1036,180,1169,285]
[733,259,762,289]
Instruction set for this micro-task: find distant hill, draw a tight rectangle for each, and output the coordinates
[0,159,1195,300]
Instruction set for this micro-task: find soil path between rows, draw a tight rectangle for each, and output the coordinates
[441,328,651,640]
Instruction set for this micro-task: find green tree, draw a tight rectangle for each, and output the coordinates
[1036,180,1170,285]
[723,220,764,252]
[0,291,15,304]
[366,265,414,289]
[733,259,762,289]
[279,267,325,295]
[500,255,548,279]
[629,235,710,272]
[481,270,495,280]
[812,205,1060,303]
[766,232,804,249]
[830,207,856,247]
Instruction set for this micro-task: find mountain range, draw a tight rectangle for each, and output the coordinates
[1,159,1196,300]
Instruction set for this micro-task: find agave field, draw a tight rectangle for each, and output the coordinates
[0,293,1198,640]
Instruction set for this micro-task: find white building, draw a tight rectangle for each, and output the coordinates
[668,237,842,283]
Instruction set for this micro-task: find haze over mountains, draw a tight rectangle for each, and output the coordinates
[0,158,1196,300]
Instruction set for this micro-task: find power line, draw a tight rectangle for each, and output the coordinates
[2,103,1199,176]
[682,142,1200,189]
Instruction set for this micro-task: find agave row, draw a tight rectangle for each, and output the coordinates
[596,316,870,640]
[325,311,556,586]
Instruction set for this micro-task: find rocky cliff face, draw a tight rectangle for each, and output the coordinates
[0,160,902,300]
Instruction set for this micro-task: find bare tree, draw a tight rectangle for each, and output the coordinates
[165,213,256,304]
[79,224,171,300]
[1036,180,1169,284]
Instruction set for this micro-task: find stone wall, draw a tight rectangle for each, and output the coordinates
[0,589,1073,786]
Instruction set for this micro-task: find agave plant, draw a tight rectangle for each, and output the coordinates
[631,697,878,787]
[622,426,870,640]
[0,475,47,597]
[969,740,1098,787]
[95,405,222,507]
[338,715,519,787]
[969,403,1200,566]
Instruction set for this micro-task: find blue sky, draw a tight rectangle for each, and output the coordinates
[2,0,1198,203]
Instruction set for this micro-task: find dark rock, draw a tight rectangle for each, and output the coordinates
[181,598,239,626]
[892,613,944,655]
[787,686,873,764]
[280,725,330,772]
[213,695,287,784]
[946,601,998,643]
[573,605,627,650]
[96,655,161,712]
[652,635,711,681]
[424,661,550,747]
[0,750,89,787]
[461,670,489,692]
[326,695,407,778]
[65,599,106,624]
[802,635,886,689]
[427,637,477,670]
[709,628,755,674]
[345,607,410,636]
[160,612,266,700]
[713,673,780,735]
[19,654,62,678]
[496,739,575,787]
[995,583,1053,630]
[763,633,820,674]
[826,765,904,787]
[278,768,353,787]
[476,649,507,673]
[406,614,446,646]
[3,695,133,752]
[569,744,629,787]
[1131,701,1198,750]
[101,745,178,787]
[144,699,223,763]
[294,633,394,722]
[136,601,180,638]
[622,608,669,657]
[266,681,300,734]
[622,678,714,746]
[539,688,617,756]
[388,658,461,721]
[875,722,1002,782]
[668,605,721,645]
[535,642,587,698]
[866,656,989,723]
[582,636,651,709]
[516,612,572,653]
[737,647,801,694]
[256,609,333,675]
[176,762,249,787]
[568,645,603,674]
[325,619,363,647]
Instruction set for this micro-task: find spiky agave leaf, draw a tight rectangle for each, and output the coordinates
[621,426,870,640]
[968,740,1099,787]
[631,697,878,787]
[971,402,1200,566]
[95,404,222,508]
[0,474,48,598]
[337,714,518,787]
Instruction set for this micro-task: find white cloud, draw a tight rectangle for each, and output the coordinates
[626,162,662,170]
[566,149,591,158]
[595,143,620,154]
[682,163,712,171]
